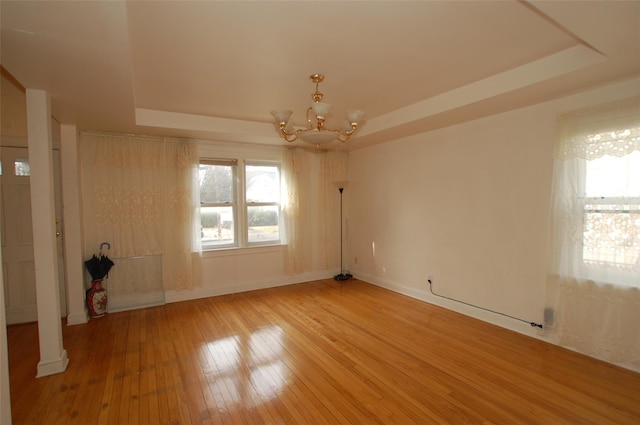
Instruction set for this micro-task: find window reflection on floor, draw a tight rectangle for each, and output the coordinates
[203,325,287,408]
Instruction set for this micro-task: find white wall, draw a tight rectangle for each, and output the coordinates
[348,78,640,348]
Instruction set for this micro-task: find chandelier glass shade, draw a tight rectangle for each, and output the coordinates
[271,74,365,145]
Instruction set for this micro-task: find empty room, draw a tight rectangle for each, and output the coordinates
[1,1,639,424]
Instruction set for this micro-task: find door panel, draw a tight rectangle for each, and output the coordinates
[20,261,36,304]
[16,183,33,244]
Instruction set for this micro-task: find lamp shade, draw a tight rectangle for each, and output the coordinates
[346,109,365,124]
[311,102,332,118]
[271,109,292,123]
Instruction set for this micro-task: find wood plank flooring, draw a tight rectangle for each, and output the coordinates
[8,279,640,424]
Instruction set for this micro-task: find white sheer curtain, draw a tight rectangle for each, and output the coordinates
[281,149,348,275]
[281,148,312,275]
[546,97,640,369]
[80,133,202,306]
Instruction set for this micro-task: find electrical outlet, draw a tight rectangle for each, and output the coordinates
[427,275,433,282]
[354,256,358,264]
[544,307,555,327]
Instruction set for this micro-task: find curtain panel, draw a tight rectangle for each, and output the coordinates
[281,149,348,275]
[282,148,312,275]
[546,97,640,370]
[80,133,202,296]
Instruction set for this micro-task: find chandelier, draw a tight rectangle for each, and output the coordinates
[271,74,365,145]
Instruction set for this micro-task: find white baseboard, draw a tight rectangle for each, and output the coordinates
[354,272,541,339]
[36,349,69,377]
[66,312,89,326]
[108,291,165,313]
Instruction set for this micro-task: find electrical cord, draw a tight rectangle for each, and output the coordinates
[427,279,543,329]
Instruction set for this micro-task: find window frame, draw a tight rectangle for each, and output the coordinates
[576,148,640,285]
[244,161,282,247]
[552,98,640,288]
[581,196,640,266]
[199,157,282,251]
[199,158,238,250]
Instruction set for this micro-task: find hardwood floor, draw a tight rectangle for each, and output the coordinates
[8,279,640,424]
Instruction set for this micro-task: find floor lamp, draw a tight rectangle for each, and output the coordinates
[334,184,352,281]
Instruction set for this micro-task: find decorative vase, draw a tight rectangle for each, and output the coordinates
[87,279,108,318]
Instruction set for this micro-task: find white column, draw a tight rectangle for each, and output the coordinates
[26,89,69,377]
[0,228,12,425]
[60,125,88,325]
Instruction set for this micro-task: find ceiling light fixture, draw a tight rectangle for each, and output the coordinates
[271,74,365,146]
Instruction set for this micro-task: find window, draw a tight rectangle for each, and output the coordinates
[583,149,640,269]
[14,158,30,176]
[245,163,280,245]
[550,99,639,288]
[199,159,237,249]
[199,159,281,250]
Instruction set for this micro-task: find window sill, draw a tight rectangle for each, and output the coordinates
[201,244,285,258]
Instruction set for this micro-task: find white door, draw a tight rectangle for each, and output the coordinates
[1,146,66,325]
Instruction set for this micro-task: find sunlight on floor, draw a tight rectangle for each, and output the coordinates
[203,325,288,409]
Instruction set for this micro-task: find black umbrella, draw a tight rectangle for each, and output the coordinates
[84,243,114,281]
